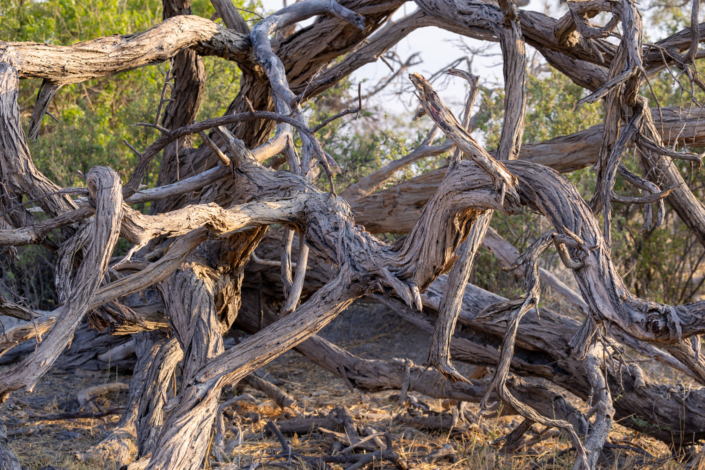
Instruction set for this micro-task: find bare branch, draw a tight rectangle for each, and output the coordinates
[409,73,517,196]
[1,16,254,84]
[211,0,250,35]
[0,167,123,401]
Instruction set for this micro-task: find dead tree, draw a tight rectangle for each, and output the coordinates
[3,0,705,468]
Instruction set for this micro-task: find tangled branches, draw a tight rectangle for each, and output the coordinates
[3,0,705,469]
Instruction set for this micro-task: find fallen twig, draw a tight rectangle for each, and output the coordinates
[27,408,124,421]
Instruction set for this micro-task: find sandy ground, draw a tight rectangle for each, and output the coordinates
[0,301,692,469]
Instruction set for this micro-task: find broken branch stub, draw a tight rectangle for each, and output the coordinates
[409,72,518,202]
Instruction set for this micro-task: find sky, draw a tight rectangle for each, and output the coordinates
[258,0,567,117]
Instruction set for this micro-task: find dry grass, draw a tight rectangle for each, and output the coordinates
[0,351,690,470]
[1,303,699,470]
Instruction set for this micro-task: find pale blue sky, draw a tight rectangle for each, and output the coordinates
[259,0,565,117]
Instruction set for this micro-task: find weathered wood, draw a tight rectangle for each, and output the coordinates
[241,237,705,447]
[211,0,250,34]
[351,106,705,233]
[0,425,20,470]
[6,3,705,469]
[177,0,405,211]
[1,16,253,84]
[144,225,263,469]
[0,167,123,401]
[241,374,295,409]
[81,332,165,467]
[426,0,525,383]
[274,417,339,435]
[234,291,589,433]
[495,0,527,163]
[409,73,517,196]
[579,344,614,470]
[0,316,55,359]
[77,383,130,409]
[27,80,62,141]
[150,0,207,216]
[422,278,705,446]
[136,336,183,458]
[0,106,700,247]
[0,63,75,219]
[136,101,704,468]
[426,71,490,381]
[54,321,135,371]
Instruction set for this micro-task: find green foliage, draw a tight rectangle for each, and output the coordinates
[305,79,446,192]
[1,0,705,309]
[470,52,705,305]
[0,0,256,308]
[0,0,256,187]
[476,69,603,149]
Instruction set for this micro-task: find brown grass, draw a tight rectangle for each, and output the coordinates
[2,302,699,470]
[1,347,690,470]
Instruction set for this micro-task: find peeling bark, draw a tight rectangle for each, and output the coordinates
[136,336,183,458]
[6,3,705,469]
[0,63,75,218]
[0,167,123,401]
[234,291,589,433]
[1,17,254,84]
[81,332,166,467]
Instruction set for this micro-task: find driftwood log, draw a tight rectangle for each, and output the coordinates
[3,0,705,468]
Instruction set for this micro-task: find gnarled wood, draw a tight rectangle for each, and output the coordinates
[7,3,705,469]
[1,16,254,84]
[0,167,123,401]
[0,63,75,219]
[136,336,183,458]
[81,332,165,467]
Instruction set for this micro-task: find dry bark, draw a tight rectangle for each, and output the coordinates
[426,71,488,382]
[242,238,705,446]
[233,291,589,433]
[150,0,207,216]
[422,278,705,447]
[0,64,75,219]
[0,316,55,359]
[0,297,39,322]
[81,332,166,467]
[5,2,705,469]
[55,321,136,372]
[0,167,123,401]
[0,425,20,470]
[241,374,295,409]
[350,106,705,233]
[135,335,183,458]
[427,0,527,386]
[0,17,253,84]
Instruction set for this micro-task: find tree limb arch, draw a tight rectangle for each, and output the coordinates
[1,16,256,85]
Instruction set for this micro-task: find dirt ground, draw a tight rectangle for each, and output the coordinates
[0,301,694,470]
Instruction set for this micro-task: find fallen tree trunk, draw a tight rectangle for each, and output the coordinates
[55,321,135,372]
[5,2,705,469]
[241,248,705,446]
[351,106,705,234]
[420,278,705,447]
[233,289,590,434]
